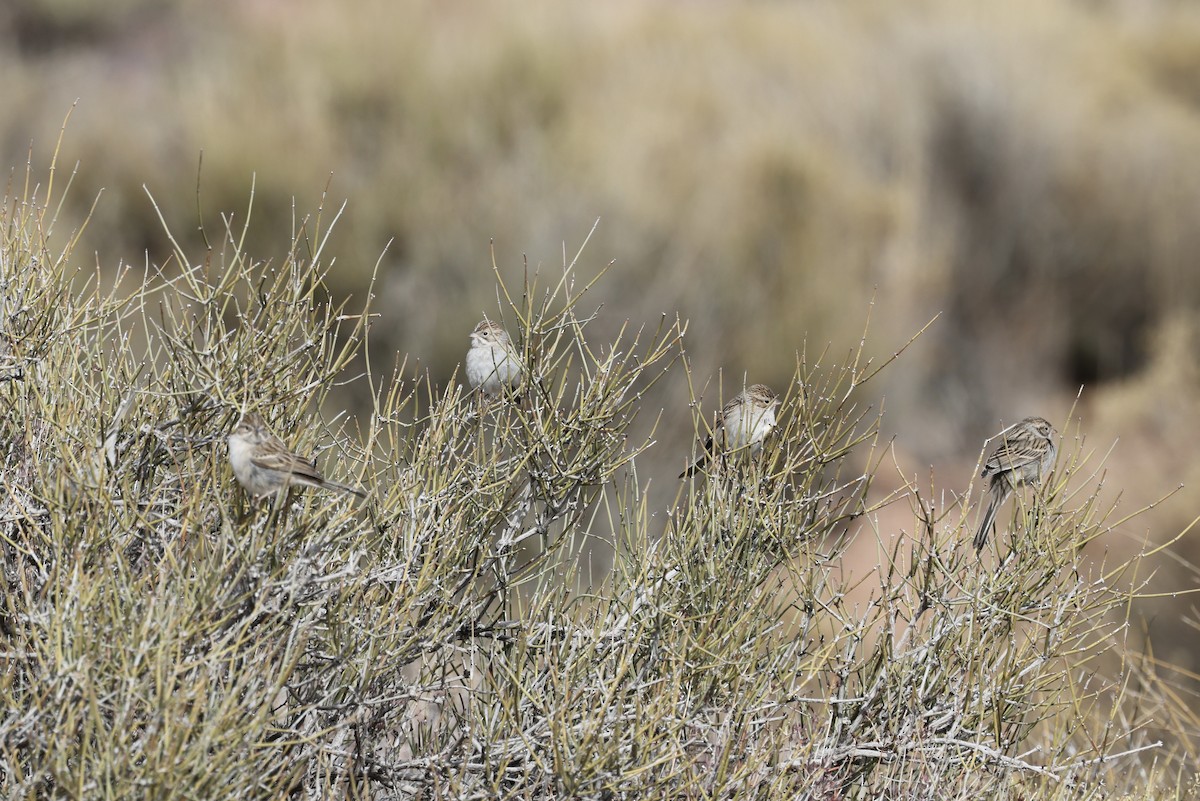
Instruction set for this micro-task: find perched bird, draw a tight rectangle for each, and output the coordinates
[974,416,1057,552]
[465,319,522,398]
[227,411,367,500]
[680,383,780,479]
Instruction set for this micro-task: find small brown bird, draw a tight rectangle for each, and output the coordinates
[974,416,1057,552]
[227,411,367,499]
[681,383,780,479]
[465,319,522,397]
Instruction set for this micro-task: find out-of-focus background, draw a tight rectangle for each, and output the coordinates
[4,0,1200,665]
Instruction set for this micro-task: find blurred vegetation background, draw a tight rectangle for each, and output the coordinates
[4,0,1200,669]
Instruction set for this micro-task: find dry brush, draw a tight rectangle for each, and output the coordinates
[0,159,1194,799]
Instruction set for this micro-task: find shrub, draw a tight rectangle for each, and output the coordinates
[0,155,1193,799]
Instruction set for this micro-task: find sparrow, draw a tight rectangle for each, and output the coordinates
[227,411,367,499]
[465,319,522,398]
[681,383,780,478]
[974,416,1057,552]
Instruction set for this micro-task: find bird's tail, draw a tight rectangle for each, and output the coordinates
[973,479,1008,553]
[679,455,706,480]
[325,478,368,499]
[679,435,715,479]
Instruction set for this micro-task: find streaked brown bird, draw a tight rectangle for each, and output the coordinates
[227,411,367,499]
[465,319,522,398]
[680,383,780,479]
[974,416,1057,552]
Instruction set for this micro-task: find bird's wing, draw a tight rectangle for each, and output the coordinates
[720,394,743,419]
[984,434,1043,475]
[252,449,325,483]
